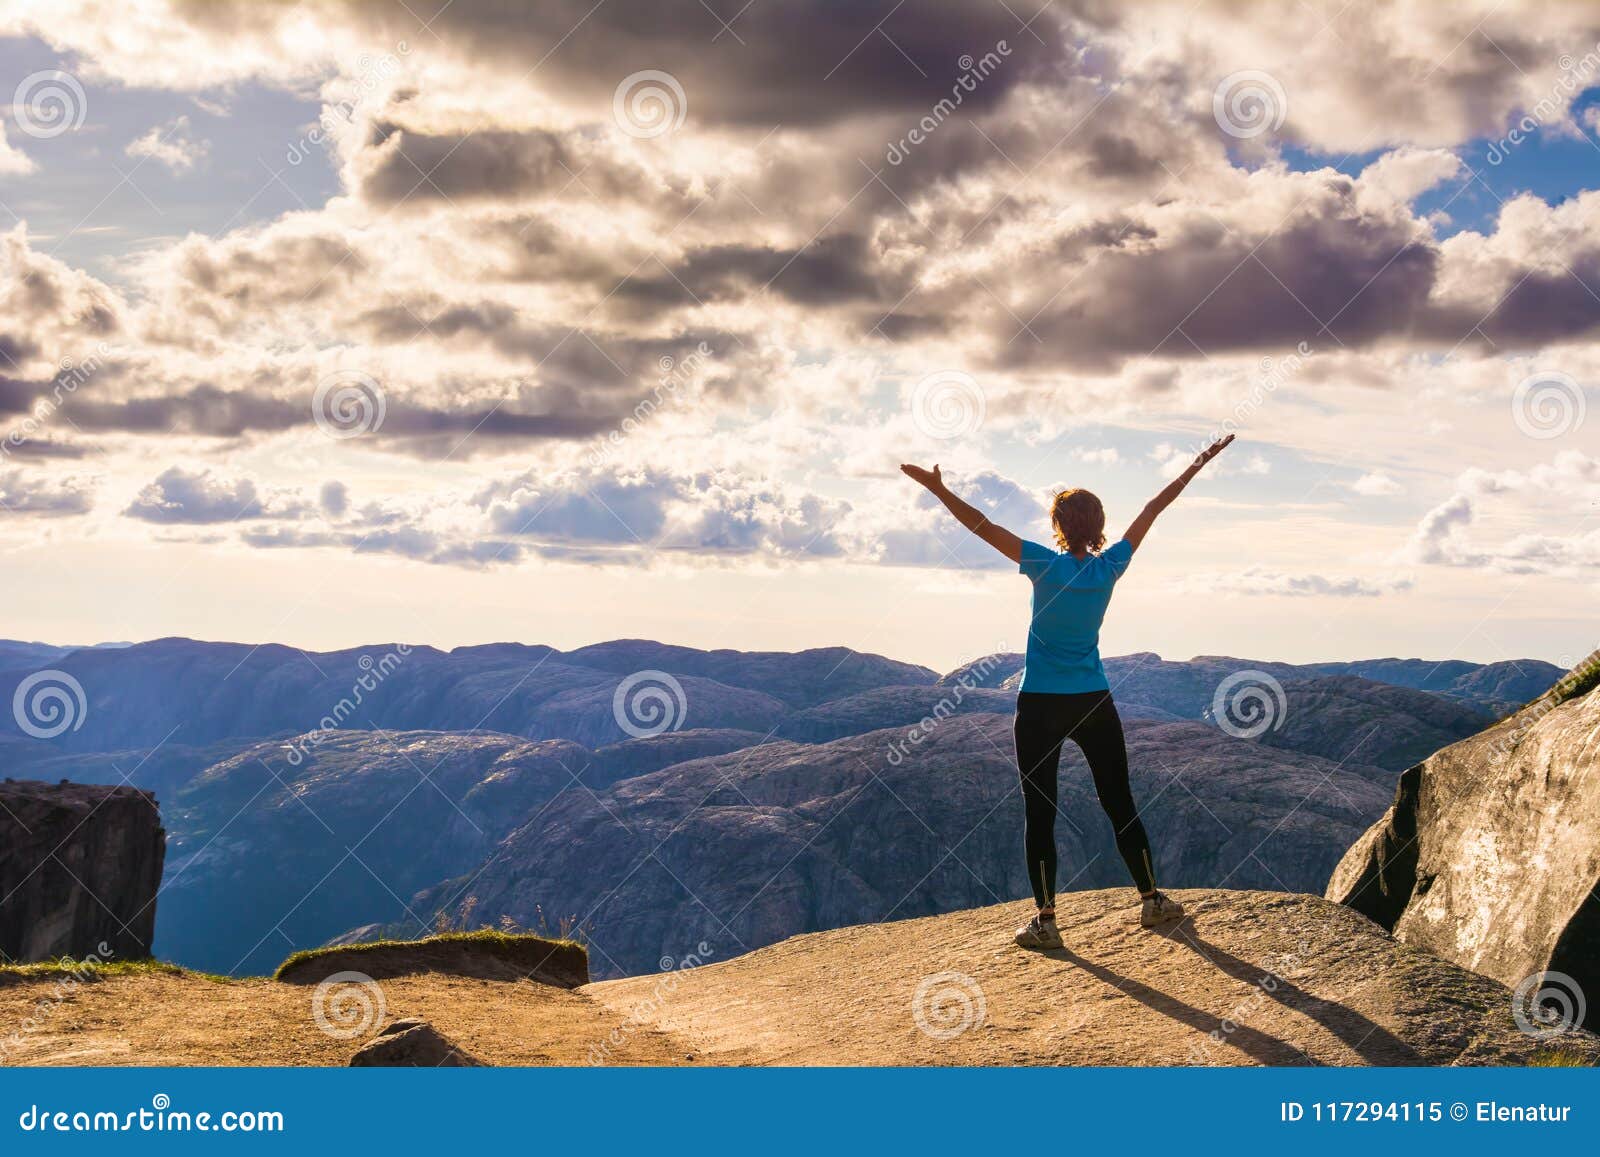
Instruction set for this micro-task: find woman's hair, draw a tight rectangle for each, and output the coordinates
[1050,488,1107,554]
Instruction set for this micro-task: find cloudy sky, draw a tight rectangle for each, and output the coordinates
[0,0,1596,671]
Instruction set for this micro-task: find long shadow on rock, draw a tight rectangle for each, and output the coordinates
[1044,946,1314,1066]
[1162,923,1424,1065]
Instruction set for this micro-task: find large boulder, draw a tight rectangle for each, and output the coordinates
[275,931,589,988]
[1328,654,1600,1029]
[0,780,165,962]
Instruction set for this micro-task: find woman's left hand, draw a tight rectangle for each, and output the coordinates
[1191,434,1235,470]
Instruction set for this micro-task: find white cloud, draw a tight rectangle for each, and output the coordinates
[0,0,1596,656]
[1407,452,1600,574]
[1350,471,1404,496]
[1074,447,1121,466]
[1358,147,1463,207]
[0,468,93,516]
[125,115,208,173]
[0,121,35,175]
[1177,567,1414,598]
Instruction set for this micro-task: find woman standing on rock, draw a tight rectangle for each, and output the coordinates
[900,434,1234,949]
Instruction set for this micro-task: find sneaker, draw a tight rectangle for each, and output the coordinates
[1013,914,1064,949]
[1140,890,1185,927]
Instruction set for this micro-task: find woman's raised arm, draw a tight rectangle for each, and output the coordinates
[900,463,1022,564]
[1123,434,1234,551]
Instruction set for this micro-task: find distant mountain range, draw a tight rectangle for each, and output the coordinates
[0,636,1566,976]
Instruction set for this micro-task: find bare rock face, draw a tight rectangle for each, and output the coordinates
[0,779,165,962]
[348,1019,485,1067]
[1328,657,1600,1028]
[431,713,1391,977]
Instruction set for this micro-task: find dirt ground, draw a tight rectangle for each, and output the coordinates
[0,971,695,1067]
[587,889,1600,1066]
[3,890,1593,1067]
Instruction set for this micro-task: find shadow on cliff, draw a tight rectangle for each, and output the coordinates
[1044,945,1315,1065]
[1165,919,1423,1065]
[1045,916,1425,1066]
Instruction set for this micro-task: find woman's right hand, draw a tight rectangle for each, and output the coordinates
[899,463,944,492]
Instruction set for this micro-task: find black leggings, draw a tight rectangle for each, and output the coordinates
[1014,690,1156,907]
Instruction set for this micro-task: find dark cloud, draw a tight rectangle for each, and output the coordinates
[0,333,39,367]
[56,382,616,455]
[347,0,1067,130]
[354,124,647,206]
[319,480,348,516]
[1423,249,1600,351]
[0,439,93,460]
[989,176,1442,369]
[1083,133,1166,180]
[613,233,894,309]
[172,232,364,308]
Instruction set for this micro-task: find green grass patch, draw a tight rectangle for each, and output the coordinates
[272,928,586,981]
[1527,1047,1596,1067]
[0,957,235,984]
[1552,653,1600,706]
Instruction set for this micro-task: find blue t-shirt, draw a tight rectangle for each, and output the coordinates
[1017,538,1134,694]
